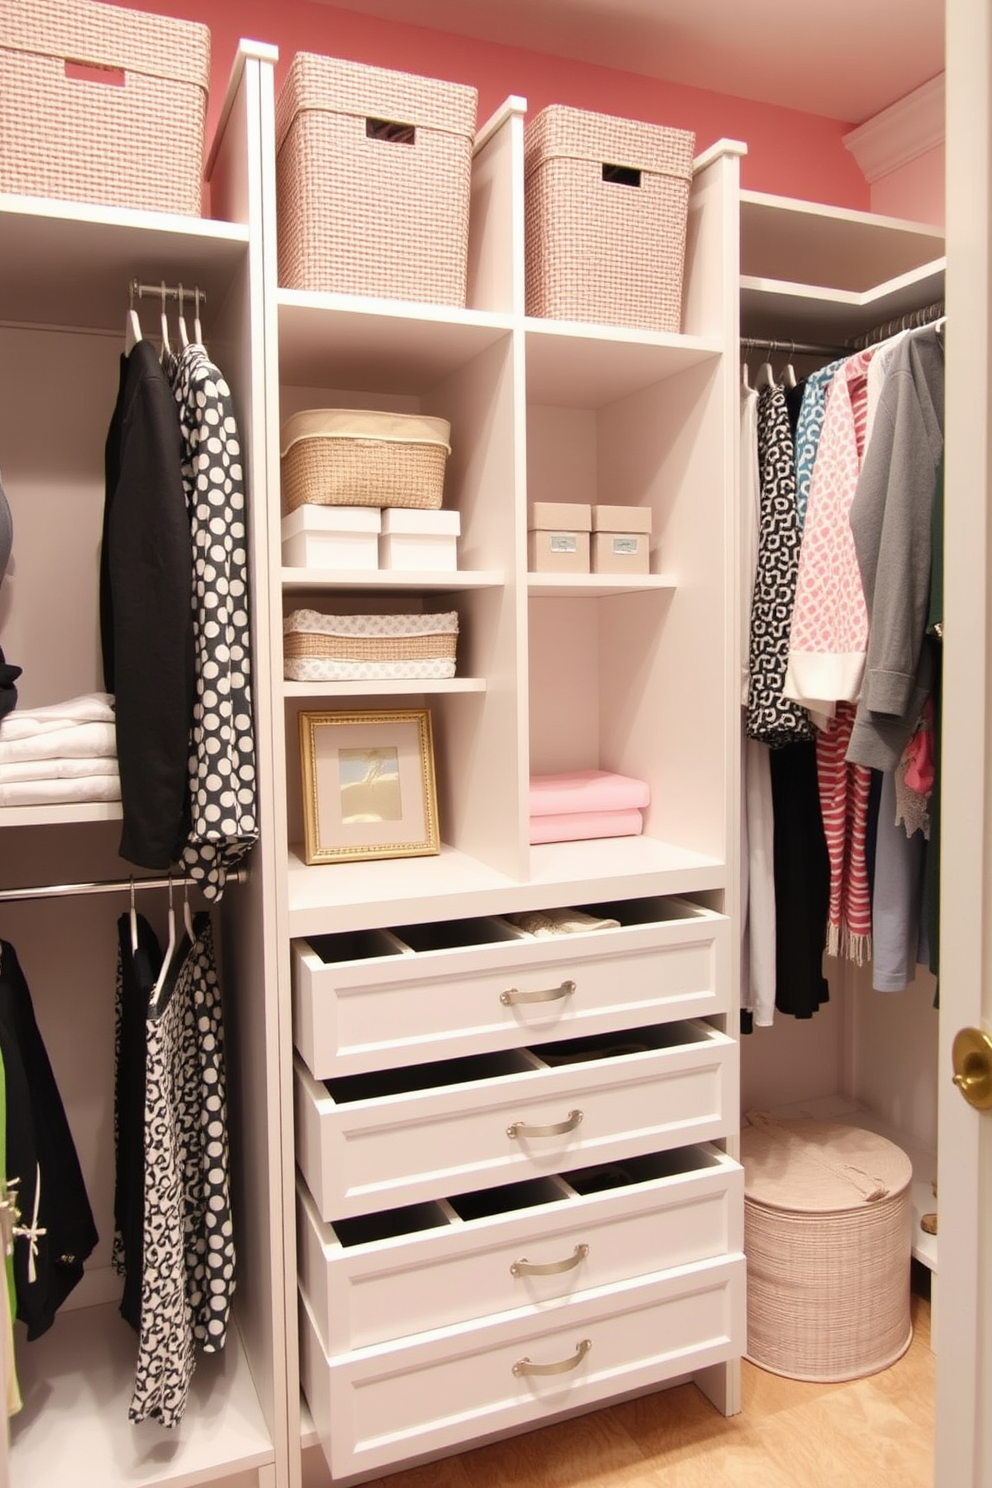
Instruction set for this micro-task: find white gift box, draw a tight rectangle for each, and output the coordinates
[281,504,381,571]
[379,508,461,572]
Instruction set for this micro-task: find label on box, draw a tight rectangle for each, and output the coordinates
[612,536,639,554]
[550,534,578,553]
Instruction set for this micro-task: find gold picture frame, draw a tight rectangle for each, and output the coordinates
[299,708,440,865]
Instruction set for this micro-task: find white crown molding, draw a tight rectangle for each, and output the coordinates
[844,73,945,183]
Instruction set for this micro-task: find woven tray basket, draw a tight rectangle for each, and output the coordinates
[281,410,451,513]
[276,53,477,303]
[1,0,209,215]
[284,609,458,682]
[741,1116,913,1383]
[524,105,695,333]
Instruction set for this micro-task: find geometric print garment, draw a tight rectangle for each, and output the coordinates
[129,914,235,1427]
[745,384,816,748]
[793,359,844,530]
[170,345,259,902]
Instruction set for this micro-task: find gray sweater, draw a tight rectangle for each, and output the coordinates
[846,324,944,770]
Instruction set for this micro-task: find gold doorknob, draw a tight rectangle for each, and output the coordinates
[952,1027,992,1110]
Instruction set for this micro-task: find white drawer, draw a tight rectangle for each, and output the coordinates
[294,1020,738,1221]
[292,897,730,1077]
[298,1142,744,1355]
[301,1252,746,1482]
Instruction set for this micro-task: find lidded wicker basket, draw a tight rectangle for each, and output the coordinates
[284,609,458,683]
[276,53,478,303]
[0,0,209,215]
[524,105,695,333]
[280,410,452,513]
[741,1115,914,1383]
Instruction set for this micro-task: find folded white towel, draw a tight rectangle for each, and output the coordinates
[0,720,117,765]
[0,756,119,785]
[0,774,121,807]
[0,692,115,741]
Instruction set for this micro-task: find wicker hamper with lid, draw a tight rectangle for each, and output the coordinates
[0,0,209,215]
[280,410,451,513]
[276,53,478,303]
[740,1115,914,1383]
[524,105,695,333]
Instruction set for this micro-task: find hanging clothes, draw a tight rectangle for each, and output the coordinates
[0,1045,22,1417]
[169,344,259,900]
[101,339,195,870]
[129,913,235,1428]
[113,911,161,1333]
[792,358,845,530]
[846,323,945,771]
[768,741,830,1017]
[0,940,98,1339]
[745,384,816,747]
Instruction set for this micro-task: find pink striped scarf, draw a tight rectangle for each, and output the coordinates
[817,702,873,963]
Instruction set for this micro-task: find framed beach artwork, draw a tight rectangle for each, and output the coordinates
[299,708,440,864]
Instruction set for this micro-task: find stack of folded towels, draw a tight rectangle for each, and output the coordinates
[0,693,120,807]
[529,768,650,845]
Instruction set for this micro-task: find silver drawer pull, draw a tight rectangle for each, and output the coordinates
[507,1109,583,1140]
[501,979,576,1007]
[512,1337,592,1378]
[510,1243,589,1278]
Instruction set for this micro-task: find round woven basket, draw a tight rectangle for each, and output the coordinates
[741,1116,913,1383]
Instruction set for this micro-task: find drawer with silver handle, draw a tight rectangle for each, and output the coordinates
[292,896,730,1078]
[294,1018,738,1222]
[297,1141,743,1355]
[300,1249,746,1482]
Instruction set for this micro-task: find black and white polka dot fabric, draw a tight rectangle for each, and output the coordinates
[128,913,235,1428]
[170,345,258,900]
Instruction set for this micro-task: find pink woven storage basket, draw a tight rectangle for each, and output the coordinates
[0,0,209,216]
[741,1116,914,1383]
[276,54,478,304]
[524,105,695,333]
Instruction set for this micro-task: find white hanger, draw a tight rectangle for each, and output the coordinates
[125,282,142,354]
[755,351,776,389]
[177,283,190,351]
[193,285,204,348]
[741,356,751,390]
[158,281,172,365]
[129,875,139,954]
[780,342,797,389]
[149,872,177,1011]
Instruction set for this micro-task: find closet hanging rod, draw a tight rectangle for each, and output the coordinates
[740,336,849,358]
[848,298,945,351]
[0,866,246,905]
[130,279,207,305]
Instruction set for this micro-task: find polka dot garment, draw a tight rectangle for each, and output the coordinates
[128,914,235,1428]
[170,345,259,901]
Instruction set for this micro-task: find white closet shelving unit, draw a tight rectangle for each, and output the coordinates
[738,191,945,1286]
[0,43,288,1488]
[248,66,747,1478]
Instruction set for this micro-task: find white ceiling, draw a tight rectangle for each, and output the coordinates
[317,0,944,124]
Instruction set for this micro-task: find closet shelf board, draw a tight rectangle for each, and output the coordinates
[277,293,512,391]
[0,801,123,828]
[757,1096,938,1272]
[283,678,487,698]
[0,195,248,332]
[527,573,677,598]
[286,838,725,937]
[282,569,505,593]
[740,190,944,292]
[524,322,720,408]
[9,1300,273,1487]
[739,259,946,344]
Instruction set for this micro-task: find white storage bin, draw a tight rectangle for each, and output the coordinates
[379,507,460,571]
[281,504,380,570]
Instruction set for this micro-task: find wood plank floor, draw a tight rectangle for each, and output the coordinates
[328,1291,934,1488]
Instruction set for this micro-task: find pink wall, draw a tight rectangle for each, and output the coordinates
[108,0,870,208]
[871,145,945,227]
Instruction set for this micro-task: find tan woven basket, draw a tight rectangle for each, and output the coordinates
[281,410,451,512]
[276,53,477,303]
[0,0,209,215]
[741,1116,914,1383]
[284,632,455,663]
[524,106,695,333]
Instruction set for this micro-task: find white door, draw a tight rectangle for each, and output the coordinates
[935,2,992,1483]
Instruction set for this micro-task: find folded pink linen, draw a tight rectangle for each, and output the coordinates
[529,808,644,845]
[529,769,650,817]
